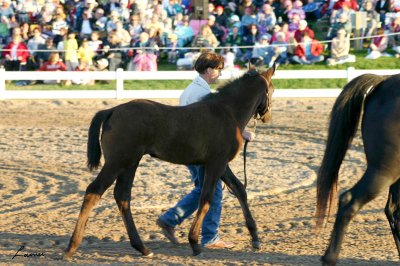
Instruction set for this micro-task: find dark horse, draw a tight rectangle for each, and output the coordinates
[64,65,276,259]
[316,73,400,265]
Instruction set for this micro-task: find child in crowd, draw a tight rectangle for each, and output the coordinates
[63,30,79,71]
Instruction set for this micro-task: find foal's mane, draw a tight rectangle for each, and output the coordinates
[201,69,263,102]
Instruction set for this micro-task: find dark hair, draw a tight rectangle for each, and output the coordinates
[194,52,224,74]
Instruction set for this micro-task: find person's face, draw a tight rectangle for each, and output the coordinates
[250,25,258,34]
[206,65,222,84]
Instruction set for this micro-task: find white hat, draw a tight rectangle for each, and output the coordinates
[299,20,307,27]
[230,15,240,22]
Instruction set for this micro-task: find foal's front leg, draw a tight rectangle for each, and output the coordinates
[188,162,226,256]
[221,166,260,249]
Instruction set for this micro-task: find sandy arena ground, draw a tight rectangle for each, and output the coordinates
[0,98,399,266]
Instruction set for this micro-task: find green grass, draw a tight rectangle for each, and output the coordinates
[5,50,400,90]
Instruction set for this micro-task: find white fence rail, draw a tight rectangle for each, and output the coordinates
[0,67,399,100]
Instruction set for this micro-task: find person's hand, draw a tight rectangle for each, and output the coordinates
[242,131,256,141]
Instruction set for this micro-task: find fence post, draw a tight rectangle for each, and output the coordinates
[347,67,355,83]
[0,67,5,100]
[116,68,124,99]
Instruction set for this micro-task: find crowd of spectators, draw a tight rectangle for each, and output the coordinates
[1,0,400,83]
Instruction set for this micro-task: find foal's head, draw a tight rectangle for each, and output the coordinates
[249,63,276,123]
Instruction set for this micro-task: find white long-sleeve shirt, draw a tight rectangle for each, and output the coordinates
[179,75,211,106]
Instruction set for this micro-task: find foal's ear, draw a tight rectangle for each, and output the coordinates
[264,62,277,80]
[248,60,256,71]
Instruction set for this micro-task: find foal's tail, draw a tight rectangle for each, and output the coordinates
[87,109,114,171]
[316,74,384,227]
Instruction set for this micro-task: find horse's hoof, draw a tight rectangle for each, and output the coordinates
[62,253,72,261]
[252,240,261,249]
[143,251,154,257]
[142,247,154,257]
[321,255,336,266]
[193,252,203,257]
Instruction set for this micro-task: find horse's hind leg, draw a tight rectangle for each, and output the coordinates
[385,179,400,257]
[189,161,227,256]
[113,161,153,257]
[64,162,122,259]
[221,166,259,249]
[322,168,392,266]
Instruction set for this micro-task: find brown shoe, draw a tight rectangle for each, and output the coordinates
[156,218,179,244]
[204,239,235,249]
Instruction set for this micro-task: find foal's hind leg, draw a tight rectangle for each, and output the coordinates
[385,179,400,257]
[64,163,122,259]
[322,168,392,266]
[188,161,227,256]
[114,162,153,257]
[221,166,260,249]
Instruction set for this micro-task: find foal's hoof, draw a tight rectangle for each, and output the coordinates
[252,240,261,249]
[62,253,72,261]
[142,251,154,258]
[142,248,154,257]
[193,251,203,257]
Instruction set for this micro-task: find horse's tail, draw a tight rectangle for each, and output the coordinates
[316,74,384,228]
[87,109,114,171]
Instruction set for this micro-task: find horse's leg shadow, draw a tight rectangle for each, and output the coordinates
[64,162,122,259]
[113,161,153,257]
[322,168,393,266]
[221,166,260,249]
[385,179,400,258]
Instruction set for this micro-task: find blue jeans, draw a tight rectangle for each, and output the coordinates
[159,165,223,245]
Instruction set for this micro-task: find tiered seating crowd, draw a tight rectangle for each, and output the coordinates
[1,0,400,85]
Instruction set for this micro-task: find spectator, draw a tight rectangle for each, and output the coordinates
[365,27,390,59]
[292,31,324,64]
[114,20,131,47]
[116,0,131,23]
[88,31,102,53]
[288,13,301,32]
[165,0,183,18]
[282,0,294,22]
[242,23,261,61]
[26,27,45,70]
[241,6,257,35]
[174,15,194,47]
[226,25,243,61]
[36,37,56,66]
[361,0,379,38]
[271,22,290,43]
[130,31,158,71]
[72,61,94,85]
[129,0,140,16]
[0,16,10,45]
[208,14,226,43]
[15,0,40,24]
[20,22,31,43]
[38,52,68,84]
[76,8,94,39]
[326,28,355,65]
[326,12,352,40]
[78,38,95,66]
[270,31,289,66]
[238,0,255,17]
[390,14,400,57]
[375,0,390,28]
[63,30,79,71]
[0,0,14,21]
[2,33,30,71]
[106,10,120,33]
[53,14,69,37]
[102,30,124,71]
[37,4,53,25]
[251,34,273,66]
[126,14,143,44]
[191,24,218,52]
[215,5,228,28]
[167,33,178,63]
[294,19,314,42]
[288,0,306,22]
[257,3,277,35]
[92,7,107,39]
